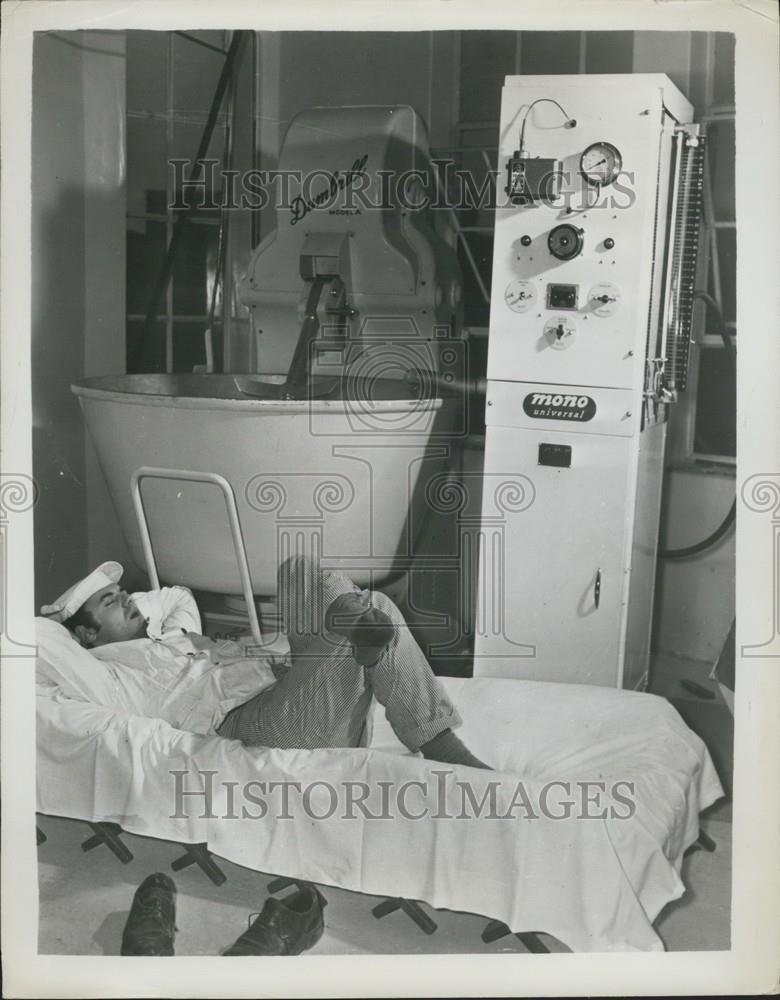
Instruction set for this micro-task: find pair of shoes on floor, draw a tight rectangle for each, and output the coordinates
[120,874,326,957]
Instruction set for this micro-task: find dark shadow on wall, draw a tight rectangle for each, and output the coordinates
[32,31,143,611]
[31,50,90,606]
[32,179,148,610]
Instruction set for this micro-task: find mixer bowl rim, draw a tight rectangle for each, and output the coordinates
[71,374,454,414]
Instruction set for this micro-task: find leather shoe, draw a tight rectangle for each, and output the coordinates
[120,872,177,956]
[224,885,327,956]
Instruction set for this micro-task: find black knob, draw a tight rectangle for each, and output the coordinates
[548,223,584,261]
[604,237,615,250]
[520,235,532,247]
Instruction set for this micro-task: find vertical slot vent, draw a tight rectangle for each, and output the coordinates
[663,130,707,393]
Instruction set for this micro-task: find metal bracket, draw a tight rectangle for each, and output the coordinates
[674,121,703,146]
[644,357,676,404]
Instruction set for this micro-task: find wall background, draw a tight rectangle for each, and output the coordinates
[32,30,136,606]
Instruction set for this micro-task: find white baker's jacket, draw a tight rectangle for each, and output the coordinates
[37,587,278,736]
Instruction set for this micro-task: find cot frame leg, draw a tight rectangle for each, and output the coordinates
[267,876,329,916]
[81,822,134,864]
[685,831,717,857]
[481,919,551,953]
[171,842,227,886]
[372,897,437,935]
[697,830,717,852]
[516,931,551,953]
[268,876,302,894]
[482,918,511,943]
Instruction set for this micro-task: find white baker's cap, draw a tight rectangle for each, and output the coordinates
[40,561,124,623]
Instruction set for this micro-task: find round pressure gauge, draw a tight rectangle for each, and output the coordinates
[580,141,623,187]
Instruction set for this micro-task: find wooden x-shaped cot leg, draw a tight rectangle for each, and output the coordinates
[81,822,134,864]
[171,842,227,886]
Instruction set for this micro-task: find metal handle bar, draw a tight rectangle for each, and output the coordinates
[130,465,262,643]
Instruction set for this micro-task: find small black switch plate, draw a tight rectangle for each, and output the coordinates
[538,443,572,467]
[546,283,578,309]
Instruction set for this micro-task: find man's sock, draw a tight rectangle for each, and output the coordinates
[419,729,492,770]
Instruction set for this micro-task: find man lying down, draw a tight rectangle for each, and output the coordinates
[41,555,490,770]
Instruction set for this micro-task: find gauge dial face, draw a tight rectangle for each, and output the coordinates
[580,141,622,187]
[504,279,537,313]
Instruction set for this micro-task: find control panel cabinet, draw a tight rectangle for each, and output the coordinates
[474,75,702,689]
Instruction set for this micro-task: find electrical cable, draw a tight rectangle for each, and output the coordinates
[506,99,575,206]
[659,290,736,559]
[518,98,575,154]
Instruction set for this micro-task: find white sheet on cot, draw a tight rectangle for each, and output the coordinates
[35,625,723,952]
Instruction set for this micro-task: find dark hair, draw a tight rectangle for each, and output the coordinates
[63,604,100,641]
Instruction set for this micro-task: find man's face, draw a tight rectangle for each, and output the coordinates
[77,584,147,647]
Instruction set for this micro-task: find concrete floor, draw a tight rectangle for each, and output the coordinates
[37,653,733,956]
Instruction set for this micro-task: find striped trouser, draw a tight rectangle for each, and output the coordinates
[216,557,461,751]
